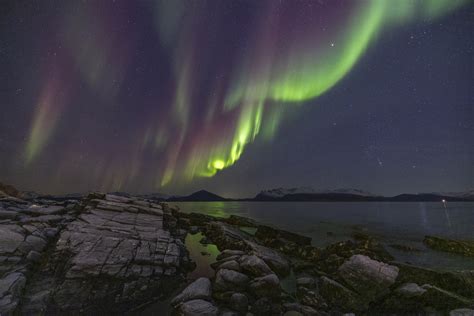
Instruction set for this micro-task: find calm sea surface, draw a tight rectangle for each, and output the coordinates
[171,201,474,270]
[144,202,474,314]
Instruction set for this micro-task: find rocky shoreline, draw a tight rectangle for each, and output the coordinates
[0,191,473,315]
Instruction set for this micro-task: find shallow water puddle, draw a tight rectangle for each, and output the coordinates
[185,232,220,279]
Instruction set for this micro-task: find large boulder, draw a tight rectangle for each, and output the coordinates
[319,276,361,312]
[171,278,212,306]
[214,269,249,292]
[338,255,398,299]
[249,273,281,298]
[239,255,273,277]
[206,222,253,250]
[176,299,219,316]
[246,241,290,276]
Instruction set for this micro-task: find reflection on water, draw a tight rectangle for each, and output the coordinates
[172,201,474,270]
[172,202,474,242]
[185,232,220,279]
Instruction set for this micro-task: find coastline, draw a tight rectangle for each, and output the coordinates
[0,192,472,315]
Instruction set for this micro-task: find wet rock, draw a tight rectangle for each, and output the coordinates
[388,243,421,252]
[395,283,426,297]
[249,273,281,298]
[338,254,398,299]
[229,292,248,313]
[255,225,311,246]
[239,255,273,277]
[394,262,474,298]
[188,213,217,227]
[176,299,219,316]
[246,241,290,276]
[206,222,253,250]
[224,215,258,227]
[319,276,360,311]
[216,249,245,260]
[421,284,473,311]
[172,277,212,306]
[424,235,474,257]
[217,260,240,272]
[214,269,249,292]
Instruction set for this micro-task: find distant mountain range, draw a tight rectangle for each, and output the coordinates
[253,187,474,202]
[1,181,473,202]
[141,187,474,202]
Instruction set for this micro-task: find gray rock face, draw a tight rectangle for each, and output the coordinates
[0,210,18,220]
[171,277,212,306]
[338,254,399,298]
[176,299,219,316]
[4,193,190,314]
[0,272,26,313]
[214,269,249,292]
[239,255,273,277]
[249,273,281,298]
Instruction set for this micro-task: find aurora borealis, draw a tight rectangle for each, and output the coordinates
[1,0,472,196]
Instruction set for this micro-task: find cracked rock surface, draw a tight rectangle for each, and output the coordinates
[0,191,190,315]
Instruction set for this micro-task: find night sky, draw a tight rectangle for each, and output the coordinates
[0,0,472,197]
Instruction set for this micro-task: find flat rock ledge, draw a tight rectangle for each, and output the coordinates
[0,192,192,314]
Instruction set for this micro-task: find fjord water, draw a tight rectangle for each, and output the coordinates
[172,201,474,270]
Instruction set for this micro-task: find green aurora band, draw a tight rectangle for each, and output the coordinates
[164,0,468,184]
[23,0,470,189]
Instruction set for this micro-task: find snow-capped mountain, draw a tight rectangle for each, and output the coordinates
[257,187,375,199]
[426,190,474,199]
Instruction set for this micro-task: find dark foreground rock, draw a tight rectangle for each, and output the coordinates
[424,235,474,257]
[2,187,473,315]
[0,192,191,314]
[170,212,474,316]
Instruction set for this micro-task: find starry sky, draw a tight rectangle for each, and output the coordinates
[0,0,473,197]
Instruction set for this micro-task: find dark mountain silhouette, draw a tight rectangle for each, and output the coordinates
[167,190,227,202]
